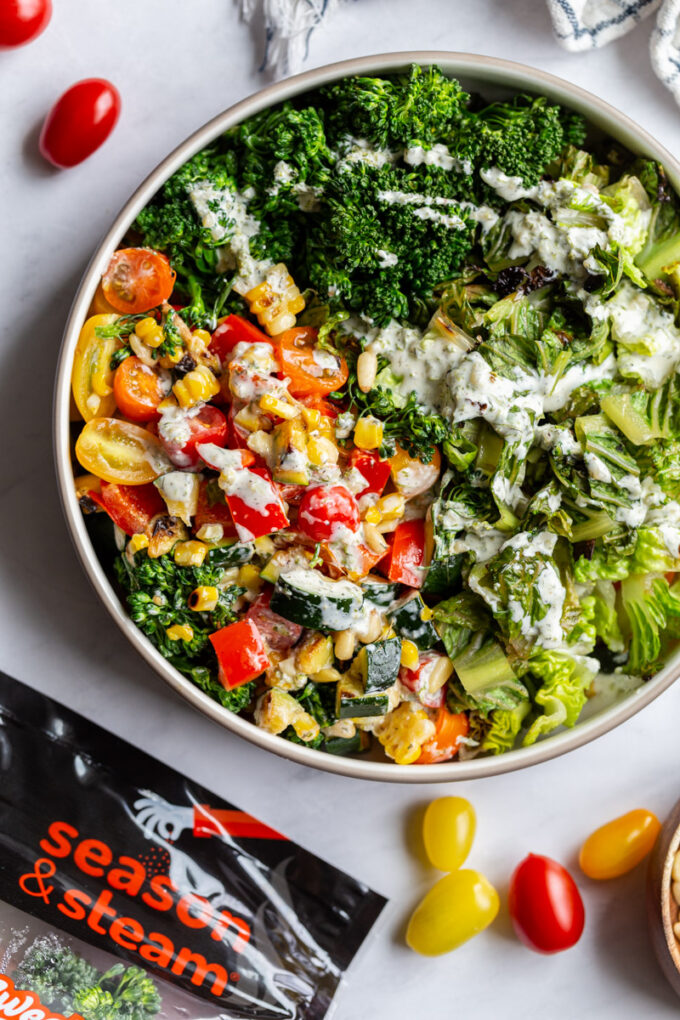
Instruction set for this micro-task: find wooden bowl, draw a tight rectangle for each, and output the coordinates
[648,799,680,995]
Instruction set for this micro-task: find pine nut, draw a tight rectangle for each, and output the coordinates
[357,348,378,393]
[364,522,387,554]
[376,517,401,534]
[357,608,383,644]
[673,881,680,906]
[427,655,455,693]
[672,850,680,882]
[334,629,356,661]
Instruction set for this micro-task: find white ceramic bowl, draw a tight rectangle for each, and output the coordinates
[54,51,680,782]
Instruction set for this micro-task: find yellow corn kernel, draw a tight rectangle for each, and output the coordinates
[173,540,208,567]
[196,523,224,543]
[165,347,185,366]
[354,416,384,451]
[374,703,436,765]
[166,623,194,643]
[128,533,149,555]
[238,563,263,589]
[254,535,276,556]
[74,473,102,499]
[234,404,269,432]
[135,317,164,348]
[157,395,178,413]
[245,265,306,335]
[307,436,339,466]
[255,688,303,734]
[173,365,220,408]
[292,712,321,743]
[259,393,299,420]
[312,667,343,684]
[400,639,420,670]
[420,605,433,622]
[188,585,219,612]
[192,328,212,346]
[296,632,334,674]
[301,407,321,430]
[364,506,382,525]
[376,493,406,520]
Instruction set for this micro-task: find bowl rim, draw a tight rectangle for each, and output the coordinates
[54,49,680,783]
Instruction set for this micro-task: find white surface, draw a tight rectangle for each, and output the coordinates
[2,1,680,1016]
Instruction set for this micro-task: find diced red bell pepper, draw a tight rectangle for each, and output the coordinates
[91,481,165,537]
[210,618,270,689]
[224,467,289,542]
[400,653,449,709]
[349,449,392,498]
[384,519,426,587]
[210,314,273,360]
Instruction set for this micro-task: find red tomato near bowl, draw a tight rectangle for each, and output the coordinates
[39,78,121,168]
[159,404,228,469]
[509,853,585,954]
[0,0,51,47]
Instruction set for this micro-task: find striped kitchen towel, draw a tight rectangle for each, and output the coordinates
[237,0,680,104]
[547,0,680,103]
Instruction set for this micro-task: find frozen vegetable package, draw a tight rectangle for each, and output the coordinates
[0,672,386,1019]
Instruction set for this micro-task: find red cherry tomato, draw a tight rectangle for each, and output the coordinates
[298,485,360,542]
[273,327,348,398]
[349,449,391,498]
[102,248,175,315]
[113,356,165,423]
[39,78,121,168]
[210,315,272,360]
[0,0,51,47]
[159,405,228,469]
[246,589,303,652]
[509,854,585,954]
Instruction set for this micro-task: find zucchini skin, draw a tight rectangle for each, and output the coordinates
[362,637,401,692]
[270,573,362,630]
[361,579,400,607]
[390,594,439,650]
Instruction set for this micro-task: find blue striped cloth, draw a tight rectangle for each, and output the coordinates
[237,0,680,103]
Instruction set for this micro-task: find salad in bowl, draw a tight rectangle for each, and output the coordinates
[70,63,680,767]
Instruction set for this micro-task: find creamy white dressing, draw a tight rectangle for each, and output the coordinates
[405,144,472,174]
[603,282,680,387]
[188,181,270,294]
[480,167,537,201]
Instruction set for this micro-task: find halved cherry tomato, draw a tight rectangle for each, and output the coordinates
[210,315,273,360]
[71,314,120,421]
[382,519,426,587]
[390,445,441,497]
[40,78,121,168]
[509,854,585,954]
[246,589,303,652]
[102,248,176,315]
[159,405,228,469]
[193,479,237,535]
[274,327,348,398]
[579,809,660,880]
[90,481,165,537]
[418,707,469,764]
[113,356,165,423]
[0,0,51,48]
[209,618,270,690]
[320,539,387,582]
[349,449,391,498]
[75,418,170,485]
[298,485,360,542]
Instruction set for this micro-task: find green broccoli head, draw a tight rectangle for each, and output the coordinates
[321,64,468,149]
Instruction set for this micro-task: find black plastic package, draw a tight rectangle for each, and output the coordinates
[0,672,386,1019]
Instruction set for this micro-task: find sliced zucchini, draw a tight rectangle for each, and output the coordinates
[336,673,390,718]
[389,593,439,650]
[324,731,370,755]
[355,637,401,693]
[271,567,363,630]
[361,576,400,608]
[205,541,254,569]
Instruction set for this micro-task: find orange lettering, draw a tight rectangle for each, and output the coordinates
[74,838,112,877]
[57,888,91,921]
[171,948,228,995]
[176,893,212,930]
[109,916,144,951]
[39,821,78,858]
[86,889,117,934]
[141,874,175,912]
[139,932,174,967]
[108,856,146,896]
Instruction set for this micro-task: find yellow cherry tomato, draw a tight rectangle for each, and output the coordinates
[71,314,121,421]
[75,417,170,485]
[423,796,476,872]
[579,809,661,880]
[389,444,441,498]
[406,869,499,956]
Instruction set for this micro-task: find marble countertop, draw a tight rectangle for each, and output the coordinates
[3,1,680,1016]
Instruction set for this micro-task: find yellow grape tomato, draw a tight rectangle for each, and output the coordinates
[423,796,476,872]
[579,809,661,880]
[406,869,499,956]
[72,314,121,421]
[75,417,170,485]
